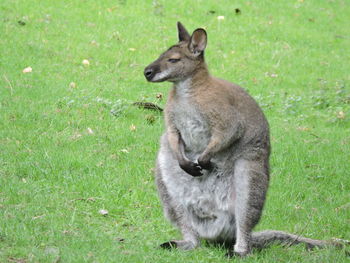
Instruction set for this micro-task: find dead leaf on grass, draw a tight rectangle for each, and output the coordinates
[71,132,82,140]
[156,93,163,100]
[22,67,32,73]
[99,209,109,216]
[87,127,94,134]
[297,127,311,131]
[69,82,77,89]
[82,59,90,66]
[335,203,350,212]
[107,6,118,12]
[8,257,27,263]
[90,40,99,46]
[337,111,345,119]
[32,214,45,220]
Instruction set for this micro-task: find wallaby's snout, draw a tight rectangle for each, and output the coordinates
[144,66,154,81]
[144,63,160,82]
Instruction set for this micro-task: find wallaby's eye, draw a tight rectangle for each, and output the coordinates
[168,58,180,63]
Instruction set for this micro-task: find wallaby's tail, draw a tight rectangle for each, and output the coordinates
[252,230,346,250]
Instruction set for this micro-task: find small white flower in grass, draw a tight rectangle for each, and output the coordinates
[22,66,32,73]
[130,124,136,131]
[217,16,225,20]
[99,209,109,216]
[87,127,94,134]
[120,149,129,153]
[82,59,90,66]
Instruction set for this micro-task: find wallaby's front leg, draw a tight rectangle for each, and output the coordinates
[167,128,203,177]
[198,112,245,169]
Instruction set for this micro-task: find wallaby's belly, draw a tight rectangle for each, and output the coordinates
[158,141,236,241]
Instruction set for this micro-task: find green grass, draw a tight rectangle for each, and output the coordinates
[1,0,349,262]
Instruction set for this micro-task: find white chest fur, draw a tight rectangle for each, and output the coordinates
[172,80,210,157]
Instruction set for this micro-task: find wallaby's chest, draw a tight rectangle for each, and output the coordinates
[172,100,210,155]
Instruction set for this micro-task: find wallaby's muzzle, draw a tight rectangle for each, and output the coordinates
[144,66,155,81]
[144,62,161,82]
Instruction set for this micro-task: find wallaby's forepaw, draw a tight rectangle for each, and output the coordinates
[197,159,213,170]
[160,240,197,250]
[197,154,214,171]
[180,161,203,177]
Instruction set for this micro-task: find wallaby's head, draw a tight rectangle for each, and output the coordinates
[144,22,207,83]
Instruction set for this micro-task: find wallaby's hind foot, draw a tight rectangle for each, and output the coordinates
[160,241,177,249]
[160,240,198,250]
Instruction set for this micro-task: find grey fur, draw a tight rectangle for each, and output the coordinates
[144,22,338,257]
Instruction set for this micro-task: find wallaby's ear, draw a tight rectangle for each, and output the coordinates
[189,28,207,56]
[177,22,190,42]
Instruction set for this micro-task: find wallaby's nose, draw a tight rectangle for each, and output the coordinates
[144,67,154,81]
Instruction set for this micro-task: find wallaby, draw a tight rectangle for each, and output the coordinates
[144,22,342,257]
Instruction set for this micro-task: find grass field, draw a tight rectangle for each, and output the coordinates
[1,0,349,262]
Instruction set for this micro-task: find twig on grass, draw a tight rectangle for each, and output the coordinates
[133,101,163,112]
[3,74,13,95]
[69,197,102,202]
